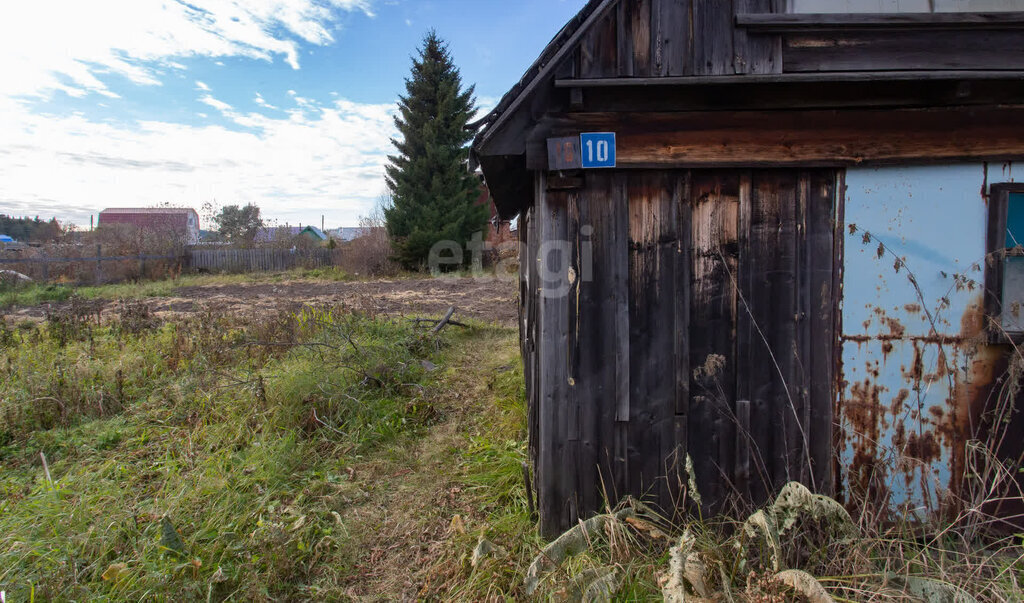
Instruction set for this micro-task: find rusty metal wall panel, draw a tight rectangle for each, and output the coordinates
[839,163,1017,516]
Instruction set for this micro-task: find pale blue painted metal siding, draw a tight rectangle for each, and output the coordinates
[839,164,1013,514]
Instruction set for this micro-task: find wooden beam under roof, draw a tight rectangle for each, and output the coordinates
[555,70,1024,88]
[527,105,1024,169]
[735,11,1024,31]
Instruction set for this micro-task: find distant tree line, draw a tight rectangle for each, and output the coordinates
[0,215,64,242]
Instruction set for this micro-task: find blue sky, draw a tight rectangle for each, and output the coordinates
[0,0,587,229]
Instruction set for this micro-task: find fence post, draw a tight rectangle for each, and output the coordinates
[42,254,49,282]
[138,252,145,280]
[96,244,103,284]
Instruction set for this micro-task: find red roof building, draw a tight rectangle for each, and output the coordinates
[97,208,200,245]
[475,184,515,248]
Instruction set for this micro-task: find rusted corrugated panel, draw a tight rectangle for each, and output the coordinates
[839,163,1020,519]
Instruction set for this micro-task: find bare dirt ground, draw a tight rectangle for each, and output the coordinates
[8,275,520,326]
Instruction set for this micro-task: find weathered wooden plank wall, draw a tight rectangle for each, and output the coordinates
[537,107,1024,168]
[689,172,740,511]
[782,30,1024,73]
[626,172,682,512]
[563,2,1024,82]
[572,0,782,78]
[535,173,575,532]
[525,168,840,535]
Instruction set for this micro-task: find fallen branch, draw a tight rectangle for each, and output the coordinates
[431,306,457,334]
[411,317,470,329]
[312,408,348,438]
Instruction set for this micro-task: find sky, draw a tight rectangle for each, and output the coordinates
[0,0,587,230]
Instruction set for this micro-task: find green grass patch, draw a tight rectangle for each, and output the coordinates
[0,282,74,309]
[0,303,459,600]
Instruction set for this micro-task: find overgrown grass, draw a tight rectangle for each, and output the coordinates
[0,301,462,599]
[6,276,1018,600]
[0,282,74,309]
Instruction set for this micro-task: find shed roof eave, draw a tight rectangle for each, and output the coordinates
[554,69,1024,89]
[471,0,617,153]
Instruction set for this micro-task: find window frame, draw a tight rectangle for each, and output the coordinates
[985,183,1024,339]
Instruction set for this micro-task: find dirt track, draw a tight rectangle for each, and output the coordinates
[7,276,520,326]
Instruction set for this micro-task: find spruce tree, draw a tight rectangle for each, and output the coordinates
[385,31,487,270]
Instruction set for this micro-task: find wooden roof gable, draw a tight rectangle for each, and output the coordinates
[473,1,1024,218]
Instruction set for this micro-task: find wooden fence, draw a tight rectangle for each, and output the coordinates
[0,245,181,284]
[188,248,335,273]
[0,246,337,284]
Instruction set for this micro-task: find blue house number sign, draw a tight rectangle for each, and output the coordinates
[580,132,616,168]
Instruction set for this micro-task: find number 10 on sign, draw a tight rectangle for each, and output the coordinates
[580,132,616,168]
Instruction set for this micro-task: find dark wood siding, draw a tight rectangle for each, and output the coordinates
[627,172,684,512]
[560,4,1024,83]
[524,168,840,536]
[570,0,782,79]
[782,30,1024,73]
[535,174,575,533]
[530,107,1024,169]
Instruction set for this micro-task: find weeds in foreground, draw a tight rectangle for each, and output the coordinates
[0,282,73,309]
[0,301,458,600]
[460,477,1023,601]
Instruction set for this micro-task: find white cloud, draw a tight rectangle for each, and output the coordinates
[199,94,234,113]
[0,94,398,227]
[0,0,403,228]
[0,0,376,100]
[254,93,277,110]
[474,95,501,121]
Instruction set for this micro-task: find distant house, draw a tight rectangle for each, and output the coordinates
[98,208,200,245]
[475,183,515,247]
[255,225,328,244]
[329,227,364,242]
[254,226,301,243]
[297,226,328,242]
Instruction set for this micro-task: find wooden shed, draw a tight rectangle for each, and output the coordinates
[472,0,1024,536]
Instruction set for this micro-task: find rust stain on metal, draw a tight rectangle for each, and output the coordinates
[847,376,890,507]
[906,431,941,463]
[891,388,910,416]
[840,294,1017,514]
[883,316,907,339]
